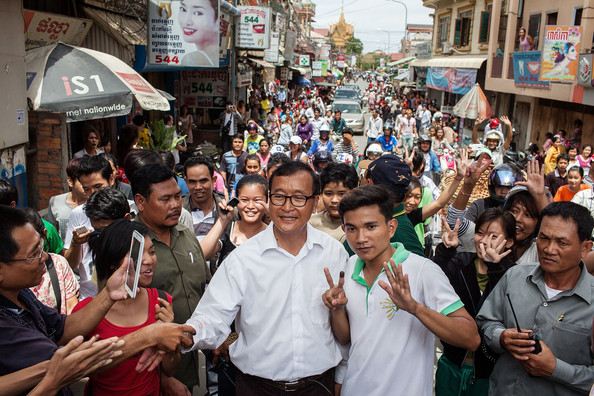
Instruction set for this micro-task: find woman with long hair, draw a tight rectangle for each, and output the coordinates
[76,220,177,396]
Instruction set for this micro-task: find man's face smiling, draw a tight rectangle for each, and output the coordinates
[269,171,317,238]
[342,204,396,264]
[185,164,214,207]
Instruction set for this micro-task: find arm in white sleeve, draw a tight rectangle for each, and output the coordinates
[184,254,243,352]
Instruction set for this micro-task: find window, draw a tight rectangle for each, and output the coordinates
[454,10,473,47]
[575,8,583,26]
[528,13,541,49]
[547,12,558,25]
[479,5,492,44]
[438,15,451,44]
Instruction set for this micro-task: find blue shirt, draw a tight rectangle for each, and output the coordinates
[375,135,398,152]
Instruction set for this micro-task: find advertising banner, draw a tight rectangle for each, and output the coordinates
[180,70,228,108]
[426,67,477,95]
[147,0,220,68]
[236,6,271,49]
[512,51,549,88]
[23,9,92,49]
[264,31,280,63]
[540,25,582,82]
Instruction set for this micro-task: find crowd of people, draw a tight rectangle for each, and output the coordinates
[2,74,594,396]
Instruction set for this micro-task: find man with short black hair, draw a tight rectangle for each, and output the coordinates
[183,156,232,260]
[545,153,570,197]
[477,201,594,396]
[84,188,131,230]
[184,161,349,395]
[131,163,231,392]
[63,156,115,297]
[220,134,248,193]
[364,155,424,256]
[326,185,479,396]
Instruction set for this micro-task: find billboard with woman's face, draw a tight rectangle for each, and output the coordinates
[148,0,220,68]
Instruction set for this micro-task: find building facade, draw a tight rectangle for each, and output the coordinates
[485,0,594,149]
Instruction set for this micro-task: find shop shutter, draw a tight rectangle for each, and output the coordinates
[454,18,462,46]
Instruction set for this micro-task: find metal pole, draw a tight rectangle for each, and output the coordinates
[386,0,408,52]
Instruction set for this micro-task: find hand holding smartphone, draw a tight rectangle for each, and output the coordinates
[125,231,145,299]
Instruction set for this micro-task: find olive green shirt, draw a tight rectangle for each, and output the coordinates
[138,219,209,390]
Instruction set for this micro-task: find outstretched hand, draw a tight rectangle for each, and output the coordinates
[441,217,460,249]
[322,268,348,311]
[378,260,420,315]
[515,159,545,197]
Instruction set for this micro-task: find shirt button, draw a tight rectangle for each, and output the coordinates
[543,302,548,307]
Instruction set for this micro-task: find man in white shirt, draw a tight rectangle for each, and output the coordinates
[365,109,383,145]
[311,108,328,142]
[324,185,480,396]
[421,105,433,132]
[184,161,349,394]
[399,109,417,152]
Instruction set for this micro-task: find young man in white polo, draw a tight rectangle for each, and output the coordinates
[323,185,480,396]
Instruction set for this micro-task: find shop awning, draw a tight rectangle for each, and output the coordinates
[249,58,276,68]
[289,66,309,75]
[395,71,409,81]
[388,56,416,67]
[83,6,146,46]
[411,56,487,69]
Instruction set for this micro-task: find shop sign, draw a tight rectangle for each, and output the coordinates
[578,54,593,87]
[512,51,550,89]
[540,25,582,82]
[299,55,310,67]
[426,67,477,95]
[237,69,253,87]
[264,31,280,63]
[180,70,228,108]
[236,6,271,49]
[312,61,322,77]
[23,9,92,49]
[147,0,220,68]
[319,44,331,60]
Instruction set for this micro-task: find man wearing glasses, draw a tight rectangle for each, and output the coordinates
[183,161,349,395]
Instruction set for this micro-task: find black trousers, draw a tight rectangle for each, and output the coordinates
[235,369,334,396]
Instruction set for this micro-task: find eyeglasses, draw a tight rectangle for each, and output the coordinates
[7,245,46,264]
[269,193,314,208]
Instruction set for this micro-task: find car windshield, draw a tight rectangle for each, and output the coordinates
[335,90,358,99]
[333,103,362,114]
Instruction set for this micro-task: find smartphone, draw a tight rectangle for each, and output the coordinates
[221,198,239,214]
[74,225,89,235]
[125,230,145,299]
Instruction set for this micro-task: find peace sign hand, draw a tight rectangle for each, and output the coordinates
[378,260,420,315]
[441,217,460,249]
[479,234,512,264]
[322,268,348,311]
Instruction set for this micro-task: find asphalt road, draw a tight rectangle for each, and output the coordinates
[353,80,371,150]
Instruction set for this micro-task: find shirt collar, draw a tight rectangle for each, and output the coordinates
[260,223,322,253]
[528,263,592,304]
[136,216,181,245]
[351,242,410,288]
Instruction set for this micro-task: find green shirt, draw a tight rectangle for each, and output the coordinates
[343,204,425,257]
[42,219,63,254]
[139,219,209,389]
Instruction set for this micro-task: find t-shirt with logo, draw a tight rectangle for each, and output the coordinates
[341,243,463,396]
[244,135,264,154]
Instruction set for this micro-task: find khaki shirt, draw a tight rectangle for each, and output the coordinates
[138,219,209,389]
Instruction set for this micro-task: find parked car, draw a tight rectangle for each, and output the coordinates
[332,100,365,134]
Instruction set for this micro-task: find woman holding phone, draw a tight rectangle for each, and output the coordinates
[74,220,177,396]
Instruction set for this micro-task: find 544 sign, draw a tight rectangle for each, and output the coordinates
[154,55,180,65]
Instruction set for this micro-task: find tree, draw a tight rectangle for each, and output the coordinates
[345,37,364,56]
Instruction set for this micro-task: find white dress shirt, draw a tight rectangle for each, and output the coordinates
[185,224,349,381]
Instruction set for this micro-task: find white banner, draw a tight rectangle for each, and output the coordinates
[236,6,271,49]
[180,70,228,108]
[23,9,92,50]
[264,31,280,63]
[148,0,220,67]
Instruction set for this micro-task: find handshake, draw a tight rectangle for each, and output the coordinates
[29,322,195,395]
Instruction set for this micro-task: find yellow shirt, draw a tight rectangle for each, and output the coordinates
[544,146,565,175]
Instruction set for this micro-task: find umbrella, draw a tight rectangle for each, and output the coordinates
[26,42,170,122]
[453,83,493,120]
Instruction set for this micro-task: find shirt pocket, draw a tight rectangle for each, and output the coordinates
[310,285,331,328]
[550,322,592,365]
